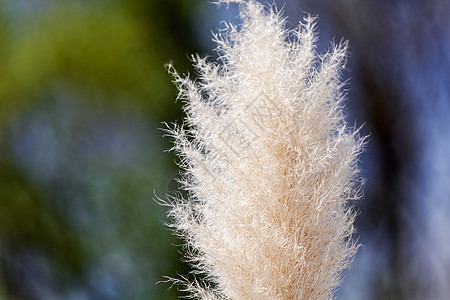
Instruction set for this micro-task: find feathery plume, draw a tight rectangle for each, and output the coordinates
[164,0,365,298]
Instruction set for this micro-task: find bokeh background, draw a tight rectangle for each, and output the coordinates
[0,0,448,299]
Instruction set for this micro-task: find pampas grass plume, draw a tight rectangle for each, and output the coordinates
[164,0,365,298]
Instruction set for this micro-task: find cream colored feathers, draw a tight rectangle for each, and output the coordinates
[165,0,365,298]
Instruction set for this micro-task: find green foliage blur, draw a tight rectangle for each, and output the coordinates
[0,0,201,298]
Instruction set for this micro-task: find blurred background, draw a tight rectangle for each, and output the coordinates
[0,0,448,299]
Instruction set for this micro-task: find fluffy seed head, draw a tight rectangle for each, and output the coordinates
[164,1,366,299]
